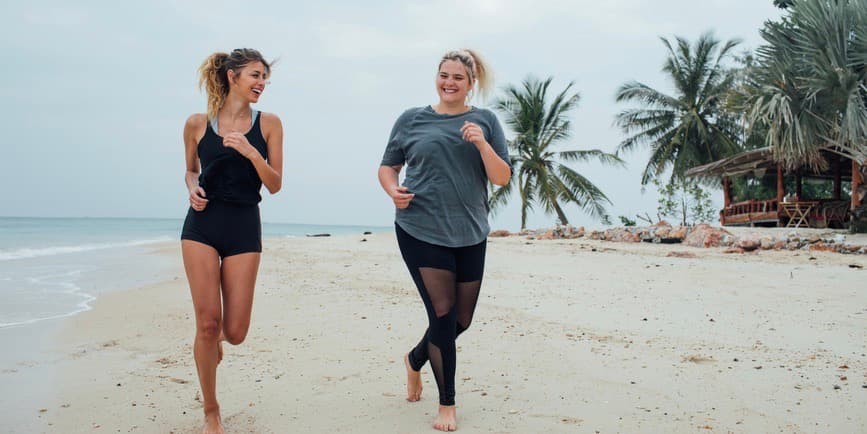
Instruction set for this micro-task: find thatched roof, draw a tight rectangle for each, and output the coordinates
[685,147,852,180]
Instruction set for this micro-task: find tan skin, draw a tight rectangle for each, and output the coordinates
[182,61,283,434]
[377,59,511,432]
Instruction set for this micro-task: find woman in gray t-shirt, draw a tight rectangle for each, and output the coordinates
[377,48,511,432]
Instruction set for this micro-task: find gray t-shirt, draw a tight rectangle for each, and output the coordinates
[381,105,511,247]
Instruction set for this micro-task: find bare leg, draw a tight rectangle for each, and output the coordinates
[182,240,225,434]
[404,352,423,402]
[220,252,260,346]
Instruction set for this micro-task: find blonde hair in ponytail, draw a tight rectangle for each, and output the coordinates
[439,48,492,101]
[197,48,272,120]
[198,52,229,120]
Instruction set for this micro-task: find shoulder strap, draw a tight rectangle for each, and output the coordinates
[209,116,219,135]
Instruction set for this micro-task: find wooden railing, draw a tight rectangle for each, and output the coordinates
[720,198,851,228]
[723,199,779,217]
[720,199,779,226]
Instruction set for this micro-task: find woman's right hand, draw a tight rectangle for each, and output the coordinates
[189,186,209,212]
[389,185,414,209]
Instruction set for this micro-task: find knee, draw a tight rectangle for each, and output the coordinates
[428,310,457,346]
[431,300,454,319]
[457,319,471,334]
[197,318,222,341]
[223,326,248,345]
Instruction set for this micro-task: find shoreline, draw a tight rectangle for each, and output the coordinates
[2,232,865,432]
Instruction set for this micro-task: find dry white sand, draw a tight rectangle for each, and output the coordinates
[6,232,867,433]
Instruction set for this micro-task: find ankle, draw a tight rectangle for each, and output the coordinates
[203,403,220,415]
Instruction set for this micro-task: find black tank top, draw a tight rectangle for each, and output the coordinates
[197,112,269,205]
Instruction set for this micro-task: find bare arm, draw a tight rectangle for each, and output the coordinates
[477,141,511,186]
[184,114,209,211]
[461,121,511,186]
[255,112,283,194]
[378,164,414,209]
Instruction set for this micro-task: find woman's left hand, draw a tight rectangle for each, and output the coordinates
[223,132,258,159]
[461,121,487,149]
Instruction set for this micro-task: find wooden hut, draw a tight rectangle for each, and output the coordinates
[685,148,859,228]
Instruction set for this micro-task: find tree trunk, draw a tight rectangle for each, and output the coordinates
[552,200,569,226]
[681,196,687,226]
[519,174,528,230]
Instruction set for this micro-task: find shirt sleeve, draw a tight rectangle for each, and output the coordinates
[487,112,512,170]
[380,109,411,166]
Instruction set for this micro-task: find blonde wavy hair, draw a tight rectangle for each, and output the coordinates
[439,49,492,101]
[198,48,271,119]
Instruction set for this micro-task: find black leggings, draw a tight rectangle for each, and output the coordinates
[395,223,486,406]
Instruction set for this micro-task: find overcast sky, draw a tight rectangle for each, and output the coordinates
[0,0,782,230]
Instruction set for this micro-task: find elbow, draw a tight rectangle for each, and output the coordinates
[491,170,511,187]
[267,179,282,194]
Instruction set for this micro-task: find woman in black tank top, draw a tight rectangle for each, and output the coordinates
[180,48,283,434]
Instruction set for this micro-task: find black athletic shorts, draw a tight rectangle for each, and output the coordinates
[395,223,486,282]
[181,200,261,258]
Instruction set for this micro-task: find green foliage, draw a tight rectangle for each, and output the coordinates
[491,77,625,229]
[653,177,717,225]
[614,32,743,185]
[737,0,867,167]
[730,175,850,202]
[618,215,637,226]
[773,0,795,8]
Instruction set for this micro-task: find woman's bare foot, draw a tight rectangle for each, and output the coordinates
[432,405,457,431]
[404,353,422,402]
[202,407,224,434]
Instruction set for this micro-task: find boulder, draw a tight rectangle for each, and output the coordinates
[809,242,835,252]
[587,230,605,240]
[604,228,641,243]
[759,236,776,250]
[670,226,688,240]
[537,230,556,240]
[683,224,732,248]
[736,234,762,252]
[654,226,672,238]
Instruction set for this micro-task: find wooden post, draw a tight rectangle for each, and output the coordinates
[795,170,803,199]
[833,156,842,200]
[776,164,784,203]
[722,176,731,207]
[853,160,863,210]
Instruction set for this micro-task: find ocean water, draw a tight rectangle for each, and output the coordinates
[0,217,387,328]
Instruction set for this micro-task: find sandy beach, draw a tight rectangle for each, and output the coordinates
[4,231,866,433]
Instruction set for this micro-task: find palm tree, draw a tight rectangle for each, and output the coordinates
[490,77,624,229]
[614,32,744,185]
[739,0,867,169]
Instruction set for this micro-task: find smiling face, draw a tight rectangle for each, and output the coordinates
[436,59,474,106]
[228,61,269,103]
